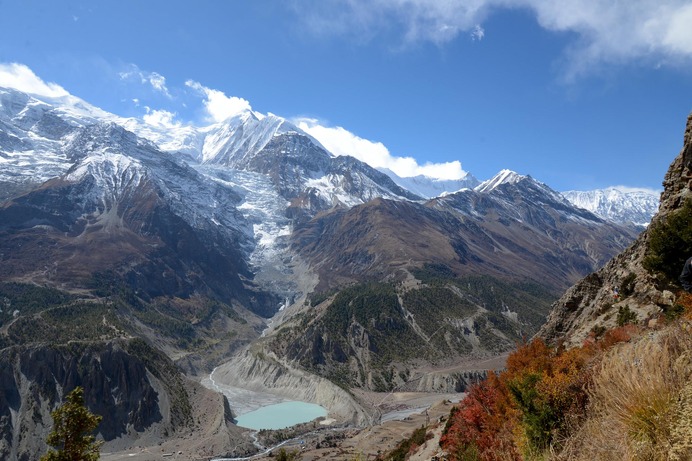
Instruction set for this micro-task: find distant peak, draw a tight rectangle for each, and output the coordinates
[475,169,526,193]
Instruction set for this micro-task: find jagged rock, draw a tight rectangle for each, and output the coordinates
[0,339,252,461]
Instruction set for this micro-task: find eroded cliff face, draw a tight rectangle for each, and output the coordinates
[0,339,251,461]
[539,113,692,347]
[0,341,161,461]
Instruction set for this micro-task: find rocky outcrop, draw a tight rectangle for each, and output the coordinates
[211,347,371,426]
[659,113,692,215]
[540,113,692,346]
[408,370,487,393]
[0,339,250,461]
[0,341,161,460]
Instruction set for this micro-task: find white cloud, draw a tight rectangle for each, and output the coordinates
[147,73,169,95]
[185,80,252,123]
[471,24,485,41]
[297,0,692,75]
[119,65,171,97]
[142,108,181,129]
[296,118,467,180]
[0,62,70,98]
[609,185,662,195]
[660,3,692,55]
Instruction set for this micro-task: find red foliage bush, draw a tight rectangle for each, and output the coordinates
[440,375,521,461]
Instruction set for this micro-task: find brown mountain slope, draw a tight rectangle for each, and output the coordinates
[292,186,638,294]
[266,180,640,393]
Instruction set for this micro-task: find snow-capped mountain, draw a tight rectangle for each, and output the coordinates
[474,169,577,208]
[474,168,526,193]
[0,118,278,311]
[0,85,424,308]
[0,87,91,196]
[379,167,480,198]
[425,171,637,286]
[1,84,655,229]
[562,187,660,227]
[0,84,647,301]
[291,167,639,294]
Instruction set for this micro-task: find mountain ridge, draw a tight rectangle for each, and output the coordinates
[562,187,660,227]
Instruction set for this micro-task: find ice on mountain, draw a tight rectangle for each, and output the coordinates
[562,188,660,227]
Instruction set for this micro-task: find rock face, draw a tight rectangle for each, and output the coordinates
[540,113,692,346]
[0,339,250,461]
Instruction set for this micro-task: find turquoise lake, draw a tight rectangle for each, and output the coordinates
[234,401,328,430]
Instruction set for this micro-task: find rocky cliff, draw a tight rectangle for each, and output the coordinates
[0,338,254,461]
[540,113,692,346]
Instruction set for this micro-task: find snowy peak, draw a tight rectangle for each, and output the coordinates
[474,169,526,193]
[379,168,480,199]
[562,188,660,227]
[473,169,570,205]
[0,85,117,128]
[200,112,310,167]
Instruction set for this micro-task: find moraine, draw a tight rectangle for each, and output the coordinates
[201,366,329,430]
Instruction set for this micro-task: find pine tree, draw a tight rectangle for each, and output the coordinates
[40,386,102,461]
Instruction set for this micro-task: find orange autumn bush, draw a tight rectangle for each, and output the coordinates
[441,339,599,460]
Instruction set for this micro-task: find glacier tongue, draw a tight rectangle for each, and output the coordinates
[197,165,301,301]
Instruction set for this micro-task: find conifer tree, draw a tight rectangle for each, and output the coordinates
[40,386,102,461]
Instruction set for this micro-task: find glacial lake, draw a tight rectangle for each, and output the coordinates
[234,401,328,430]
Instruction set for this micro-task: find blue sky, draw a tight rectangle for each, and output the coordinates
[1,0,691,191]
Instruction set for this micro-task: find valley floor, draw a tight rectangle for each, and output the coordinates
[259,394,458,460]
[100,352,510,460]
[98,390,460,461]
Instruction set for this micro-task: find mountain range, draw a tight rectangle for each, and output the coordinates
[0,85,659,459]
[562,187,660,228]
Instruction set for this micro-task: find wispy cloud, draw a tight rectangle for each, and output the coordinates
[609,185,662,194]
[295,0,692,77]
[185,80,252,123]
[142,108,182,129]
[119,64,171,98]
[295,117,467,180]
[0,62,70,98]
[470,24,485,41]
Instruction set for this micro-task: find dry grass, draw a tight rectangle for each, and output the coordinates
[553,321,692,461]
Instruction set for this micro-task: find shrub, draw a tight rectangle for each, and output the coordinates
[597,325,635,350]
[619,273,637,298]
[440,375,521,461]
[379,425,429,461]
[274,448,301,460]
[664,304,686,321]
[643,199,692,283]
[441,339,596,460]
[591,325,607,339]
[616,306,638,327]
